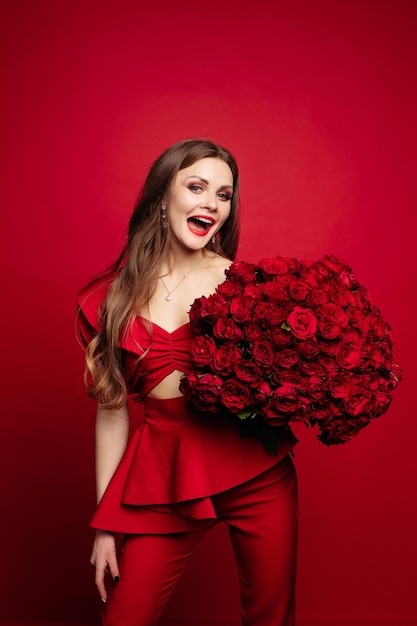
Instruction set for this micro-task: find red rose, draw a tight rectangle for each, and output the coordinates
[306,288,328,307]
[343,390,374,416]
[220,378,253,411]
[337,265,359,289]
[216,280,243,298]
[380,343,394,370]
[336,341,362,370]
[329,375,352,399]
[360,342,385,369]
[285,257,300,272]
[302,263,331,288]
[318,415,369,445]
[262,282,287,302]
[371,314,391,340]
[198,294,228,322]
[298,361,326,377]
[332,289,358,308]
[226,261,258,285]
[258,257,289,275]
[179,372,199,399]
[243,284,263,299]
[189,335,216,367]
[309,401,334,420]
[307,375,328,401]
[212,343,243,374]
[249,341,275,369]
[269,385,301,413]
[275,273,292,287]
[342,328,361,344]
[270,328,294,347]
[275,348,300,369]
[193,374,222,413]
[318,317,342,340]
[297,340,320,359]
[288,279,310,301]
[318,356,340,375]
[252,380,272,409]
[319,341,340,356]
[234,361,263,388]
[229,296,253,324]
[319,254,350,275]
[244,323,264,342]
[252,389,269,411]
[352,286,373,311]
[213,317,243,342]
[259,380,272,395]
[316,303,348,326]
[293,400,311,422]
[347,307,370,332]
[371,391,392,417]
[299,259,314,272]
[287,307,318,340]
[272,371,306,391]
[359,373,381,391]
[321,276,347,298]
[254,302,286,326]
[263,409,288,427]
[188,298,205,332]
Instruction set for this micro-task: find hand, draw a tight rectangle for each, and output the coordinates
[90,529,120,602]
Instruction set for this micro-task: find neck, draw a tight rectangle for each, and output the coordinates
[161,247,206,277]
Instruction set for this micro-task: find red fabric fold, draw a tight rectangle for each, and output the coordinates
[90,396,297,533]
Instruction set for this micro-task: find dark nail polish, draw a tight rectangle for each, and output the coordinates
[113,575,120,583]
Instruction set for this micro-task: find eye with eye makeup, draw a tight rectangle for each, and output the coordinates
[188,184,204,193]
[187,183,232,202]
[218,191,232,201]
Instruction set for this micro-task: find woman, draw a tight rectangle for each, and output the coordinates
[77,139,299,626]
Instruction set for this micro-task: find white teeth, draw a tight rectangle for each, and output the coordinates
[194,217,212,225]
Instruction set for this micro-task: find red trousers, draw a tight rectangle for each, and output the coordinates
[102,455,298,626]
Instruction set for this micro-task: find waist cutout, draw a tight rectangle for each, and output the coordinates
[143,394,212,427]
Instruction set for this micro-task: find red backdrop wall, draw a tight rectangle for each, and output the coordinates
[2,0,416,623]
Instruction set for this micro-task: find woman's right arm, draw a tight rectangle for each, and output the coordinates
[90,403,130,602]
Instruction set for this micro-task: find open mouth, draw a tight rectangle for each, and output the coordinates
[187,216,215,236]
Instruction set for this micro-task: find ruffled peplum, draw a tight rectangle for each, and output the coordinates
[90,395,298,533]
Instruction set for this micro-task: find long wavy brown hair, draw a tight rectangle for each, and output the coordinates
[80,138,240,408]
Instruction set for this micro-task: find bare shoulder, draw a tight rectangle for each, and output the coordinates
[206,253,233,274]
[206,254,233,284]
[188,254,232,300]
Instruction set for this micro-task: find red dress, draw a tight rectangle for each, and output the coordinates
[77,276,298,534]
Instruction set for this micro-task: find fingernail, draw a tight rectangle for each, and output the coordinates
[113,575,120,583]
[100,597,107,603]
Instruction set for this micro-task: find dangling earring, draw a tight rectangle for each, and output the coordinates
[161,204,168,229]
[211,235,216,245]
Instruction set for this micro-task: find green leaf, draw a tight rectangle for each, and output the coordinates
[236,410,256,420]
[281,322,291,331]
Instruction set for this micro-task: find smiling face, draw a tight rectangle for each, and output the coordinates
[165,157,234,252]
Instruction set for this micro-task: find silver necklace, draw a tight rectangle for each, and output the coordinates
[159,257,205,301]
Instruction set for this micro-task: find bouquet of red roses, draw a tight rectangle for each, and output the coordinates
[179,254,402,448]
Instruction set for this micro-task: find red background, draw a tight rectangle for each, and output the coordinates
[2,0,416,623]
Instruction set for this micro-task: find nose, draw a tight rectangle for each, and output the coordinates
[203,190,218,211]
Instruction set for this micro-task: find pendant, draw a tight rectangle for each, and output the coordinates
[165,294,172,301]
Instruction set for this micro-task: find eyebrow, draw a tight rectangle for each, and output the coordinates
[184,175,233,190]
